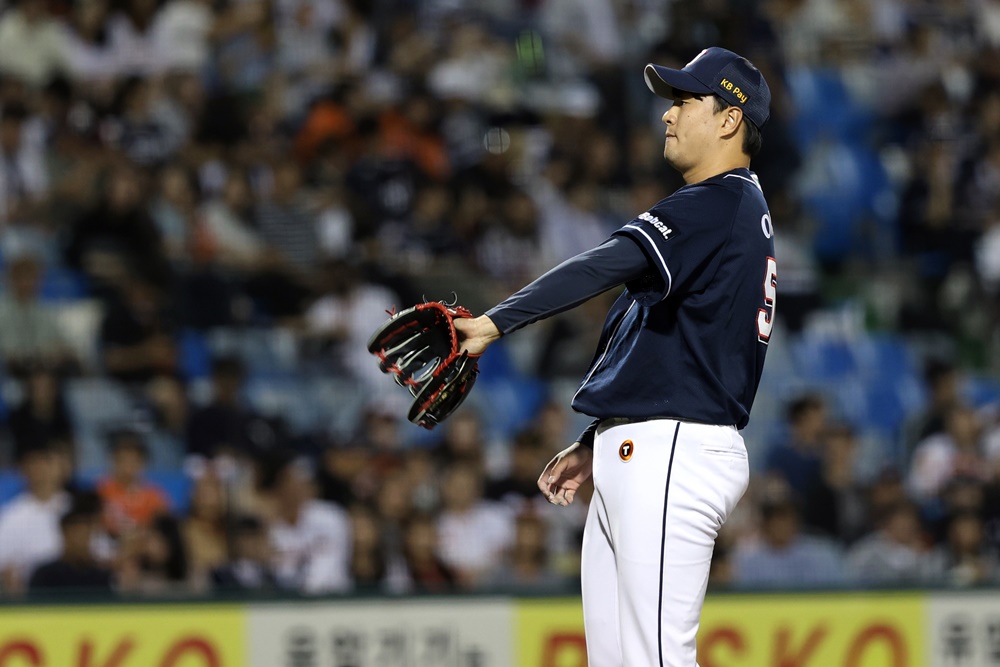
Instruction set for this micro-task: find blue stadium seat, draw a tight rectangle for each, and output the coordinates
[39,267,89,301]
[0,471,24,506]
[179,329,212,380]
[145,470,193,514]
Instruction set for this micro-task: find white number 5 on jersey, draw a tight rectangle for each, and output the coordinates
[757,256,777,343]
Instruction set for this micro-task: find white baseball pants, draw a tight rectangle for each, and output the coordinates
[581,418,750,667]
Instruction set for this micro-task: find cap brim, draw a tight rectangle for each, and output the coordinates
[644,64,714,99]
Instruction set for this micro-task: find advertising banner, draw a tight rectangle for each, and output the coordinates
[928,593,1000,667]
[0,604,244,667]
[515,593,926,667]
[699,592,925,667]
[247,598,512,667]
[517,598,586,667]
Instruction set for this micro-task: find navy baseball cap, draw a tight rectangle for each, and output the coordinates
[644,47,771,129]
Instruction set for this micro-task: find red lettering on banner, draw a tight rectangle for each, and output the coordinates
[699,626,746,667]
[541,633,587,667]
[845,625,906,667]
[773,625,827,667]
[77,638,134,667]
[0,641,42,666]
[159,638,220,667]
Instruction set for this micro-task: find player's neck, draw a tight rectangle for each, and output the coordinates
[681,155,750,184]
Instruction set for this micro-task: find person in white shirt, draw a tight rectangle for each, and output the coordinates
[0,0,66,87]
[436,462,514,588]
[262,452,352,594]
[0,444,71,594]
[909,405,989,500]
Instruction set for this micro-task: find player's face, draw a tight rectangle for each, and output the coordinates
[660,90,719,170]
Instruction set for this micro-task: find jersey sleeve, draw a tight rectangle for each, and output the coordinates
[613,187,735,305]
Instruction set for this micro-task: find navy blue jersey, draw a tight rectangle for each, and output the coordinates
[571,167,775,429]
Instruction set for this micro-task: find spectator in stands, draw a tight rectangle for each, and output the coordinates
[909,405,990,501]
[186,355,274,461]
[210,514,277,592]
[260,451,352,594]
[732,494,844,589]
[65,165,170,290]
[256,159,320,276]
[97,429,168,537]
[765,394,828,499]
[348,504,391,591]
[488,512,562,590]
[432,410,487,469]
[0,0,65,87]
[904,359,962,454]
[0,253,77,376]
[303,260,402,381]
[149,162,198,265]
[802,424,868,544]
[182,473,230,585]
[374,470,414,556]
[402,447,437,513]
[923,511,999,586]
[0,102,50,226]
[400,512,455,594]
[317,441,364,509]
[198,168,265,272]
[846,502,929,586]
[0,443,70,595]
[59,0,117,83]
[99,275,178,385]
[436,462,514,588]
[29,502,112,593]
[7,368,74,463]
[486,429,547,511]
[117,514,191,594]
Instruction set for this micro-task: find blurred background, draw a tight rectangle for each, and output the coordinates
[0,0,1000,613]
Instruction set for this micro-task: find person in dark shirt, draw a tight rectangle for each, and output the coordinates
[210,515,278,592]
[486,429,547,509]
[99,277,178,385]
[766,394,827,498]
[30,504,112,592]
[8,368,74,462]
[186,355,284,460]
[64,164,170,290]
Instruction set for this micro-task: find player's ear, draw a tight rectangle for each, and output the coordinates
[719,106,743,139]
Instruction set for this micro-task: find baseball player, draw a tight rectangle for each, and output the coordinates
[456,47,774,666]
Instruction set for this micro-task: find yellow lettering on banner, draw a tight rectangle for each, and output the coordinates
[0,607,243,667]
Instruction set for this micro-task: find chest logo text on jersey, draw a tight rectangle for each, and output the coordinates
[638,212,674,241]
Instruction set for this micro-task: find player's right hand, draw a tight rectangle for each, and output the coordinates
[538,442,593,506]
[454,315,501,356]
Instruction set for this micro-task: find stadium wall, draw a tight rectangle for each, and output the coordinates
[0,590,997,666]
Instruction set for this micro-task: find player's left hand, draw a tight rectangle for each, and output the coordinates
[538,442,593,506]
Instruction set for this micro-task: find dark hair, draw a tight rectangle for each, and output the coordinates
[107,428,149,460]
[923,358,956,387]
[1,102,29,124]
[146,515,189,581]
[211,354,245,379]
[712,95,762,158]
[786,394,824,424]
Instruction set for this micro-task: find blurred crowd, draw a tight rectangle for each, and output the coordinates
[1,0,1000,597]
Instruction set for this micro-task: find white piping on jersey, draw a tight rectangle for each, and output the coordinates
[724,173,763,192]
[572,300,638,404]
[624,224,673,300]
